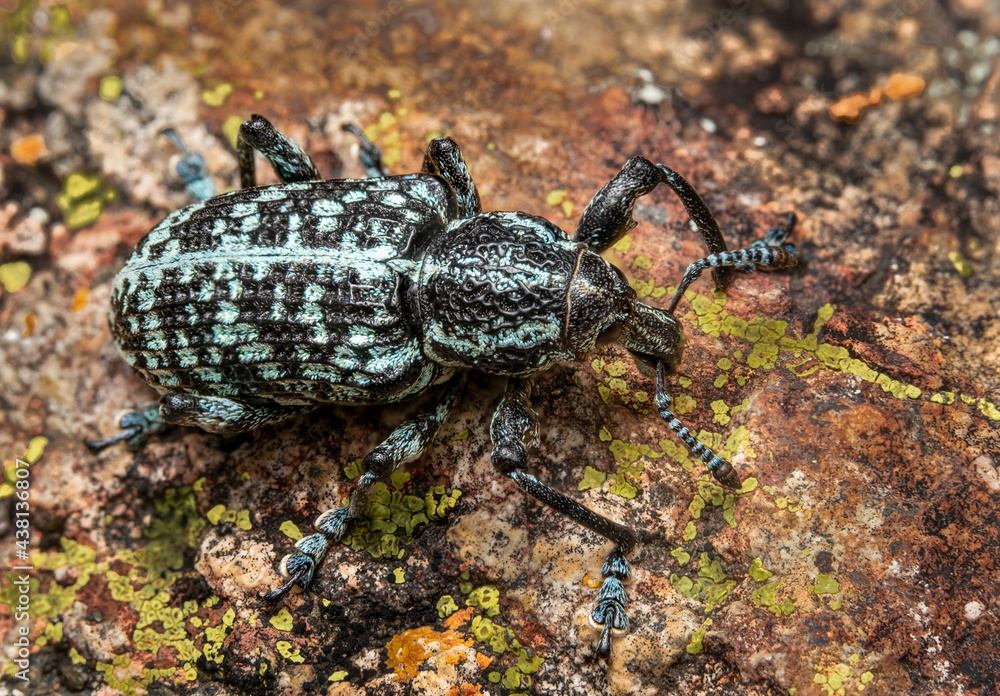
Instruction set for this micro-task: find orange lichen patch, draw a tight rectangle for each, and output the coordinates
[385,626,473,683]
[830,88,882,123]
[72,288,90,312]
[885,73,925,99]
[475,652,492,669]
[443,606,475,630]
[11,133,47,165]
[584,573,602,589]
[23,312,36,336]
[446,684,485,696]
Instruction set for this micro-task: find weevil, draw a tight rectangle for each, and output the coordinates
[90,114,797,658]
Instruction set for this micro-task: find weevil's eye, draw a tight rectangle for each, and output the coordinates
[596,323,623,347]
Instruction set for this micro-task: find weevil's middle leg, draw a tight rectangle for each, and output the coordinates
[237,114,322,189]
[491,377,637,659]
[420,137,482,219]
[265,376,464,602]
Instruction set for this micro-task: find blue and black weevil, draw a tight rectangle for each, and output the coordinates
[90,114,797,657]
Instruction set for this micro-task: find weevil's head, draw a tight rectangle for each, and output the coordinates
[566,250,684,375]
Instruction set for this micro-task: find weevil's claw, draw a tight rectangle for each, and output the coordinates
[263,567,310,603]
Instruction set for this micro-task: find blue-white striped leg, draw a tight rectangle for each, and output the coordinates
[420,138,482,219]
[237,114,322,189]
[87,404,166,450]
[264,377,464,602]
[656,363,742,489]
[341,123,389,178]
[160,128,215,201]
[491,378,637,658]
[667,213,798,314]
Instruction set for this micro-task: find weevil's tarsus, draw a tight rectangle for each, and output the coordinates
[160,128,215,201]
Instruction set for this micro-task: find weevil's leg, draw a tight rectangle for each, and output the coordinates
[237,114,321,189]
[667,213,798,314]
[341,123,389,178]
[573,157,733,287]
[265,376,464,602]
[656,363,742,489]
[86,395,312,451]
[158,394,314,432]
[86,404,167,450]
[421,138,482,219]
[491,377,637,659]
[161,129,215,201]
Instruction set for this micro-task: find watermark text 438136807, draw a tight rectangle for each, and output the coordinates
[8,455,35,682]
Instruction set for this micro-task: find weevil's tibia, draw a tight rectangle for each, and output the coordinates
[491,377,637,658]
[264,376,464,602]
[667,212,798,314]
[656,363,742,489]
[341,123,389,178]
[238,114,322,189]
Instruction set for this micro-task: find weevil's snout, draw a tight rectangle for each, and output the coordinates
[621,303,684,377]
[566,253,635,356]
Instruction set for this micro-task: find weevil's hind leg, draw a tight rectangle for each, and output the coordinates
[237,114,322,189]
[573,157,734,288]
[160,129,216,202]
[265,376,465,602]
[341,123,390,178]
[421,138,482,219]
[666,212,798,314]
[158,394,314,432]
[86,395,313,451]
[491,378,637,659]
[656,363,742,489]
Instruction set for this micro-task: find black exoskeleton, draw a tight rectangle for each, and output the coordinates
[90,114,797,658]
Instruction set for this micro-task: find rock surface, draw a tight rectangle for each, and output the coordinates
[1,1,998,694]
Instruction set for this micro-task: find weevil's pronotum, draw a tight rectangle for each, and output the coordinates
[90,114,797,657]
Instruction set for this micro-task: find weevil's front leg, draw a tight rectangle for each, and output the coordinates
[656,363,742,489]
[421,138,482,219]
[86,395,313,451]
[666,212,798,314]
[491,378,637,658]
[265,377,464,602]
[573,157,733,287]
[237,114,322,189]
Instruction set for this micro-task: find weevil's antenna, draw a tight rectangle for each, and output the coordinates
[655,362,742,489]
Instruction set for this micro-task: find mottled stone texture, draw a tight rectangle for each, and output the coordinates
[1,1,998,695]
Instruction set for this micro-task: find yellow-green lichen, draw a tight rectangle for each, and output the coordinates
[749,557,773,582]
[751,578,796,617]
[466,585,500,617]
[669,552,737,612]
[686,628,706,655]
[672,547,692,565]
[436,595,459,618]
[57,172,116,228]
[811,574,841,595]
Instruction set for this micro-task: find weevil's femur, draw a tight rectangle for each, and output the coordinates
[621,302,684,375]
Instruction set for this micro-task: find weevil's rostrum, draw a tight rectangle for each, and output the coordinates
[92,114,798,658]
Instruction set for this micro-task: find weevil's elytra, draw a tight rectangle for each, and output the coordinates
[90,113,798,658]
